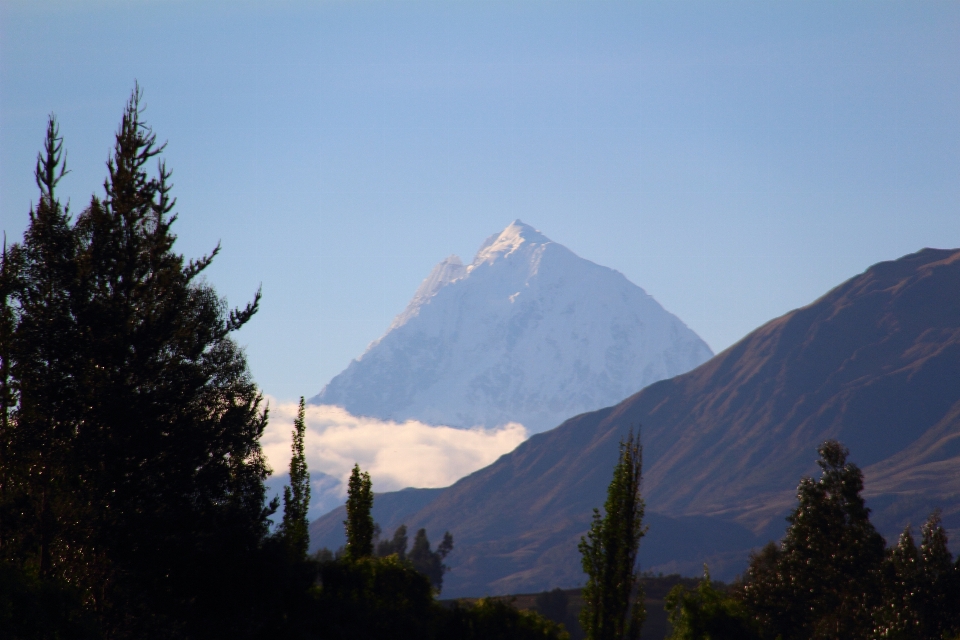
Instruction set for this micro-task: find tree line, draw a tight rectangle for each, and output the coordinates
[313,463,454,593]
[664,440,960,640]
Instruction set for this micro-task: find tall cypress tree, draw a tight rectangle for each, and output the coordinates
[579,431,646,640]
[280,397,311,559]
[344,464,374,559]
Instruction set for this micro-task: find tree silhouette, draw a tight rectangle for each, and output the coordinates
[280,397,310,559]
[0,90,272,638]
[741,440,885,640]
[344,464,374,559]
[376,524,409,560]
[408,528,453,593]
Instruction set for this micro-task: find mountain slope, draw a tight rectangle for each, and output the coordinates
[311,221,713,433]
[310,248,960,596]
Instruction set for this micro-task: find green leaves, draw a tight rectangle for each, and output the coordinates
[665,568,759,640]
[344,464,374,559]
[579,431,646,640]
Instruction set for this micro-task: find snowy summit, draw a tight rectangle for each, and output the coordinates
[311,221,713,433]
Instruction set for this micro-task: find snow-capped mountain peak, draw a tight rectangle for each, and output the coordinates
[311,221,714,433]
[391,255,467,330]
[470,220,551,269]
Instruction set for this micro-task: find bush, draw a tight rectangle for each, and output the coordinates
[441,597,570,640]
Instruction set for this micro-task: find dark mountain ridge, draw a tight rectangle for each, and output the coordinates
[310,248,960,597]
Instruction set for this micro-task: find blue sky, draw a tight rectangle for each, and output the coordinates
[3,0,959,402]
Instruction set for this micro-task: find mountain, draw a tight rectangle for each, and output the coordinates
[310,221,713,433]
[309,248,960,596]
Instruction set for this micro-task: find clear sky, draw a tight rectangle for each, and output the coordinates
[3,0,959,403]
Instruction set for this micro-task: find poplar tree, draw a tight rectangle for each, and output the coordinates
[280,397,311,559]
[579,431,646,640]
[344,464,374,559]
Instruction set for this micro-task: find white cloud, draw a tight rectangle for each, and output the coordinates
[260,399,527,518]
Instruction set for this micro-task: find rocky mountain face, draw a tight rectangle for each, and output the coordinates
[310,248,960,596]
[310,221,713,433]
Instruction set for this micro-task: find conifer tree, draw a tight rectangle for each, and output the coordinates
[872,510,960,639]
[915,510,960,638]
[740,440,885,640]
[344,464,374,559]
[579,431,646,640]
[1,90,273,637]
[874,525,922,638]
[280,397,311,559]
[0,115,80,580]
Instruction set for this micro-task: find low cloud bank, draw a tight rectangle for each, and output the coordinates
[260,400,528,519]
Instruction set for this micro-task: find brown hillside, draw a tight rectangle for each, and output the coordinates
[311,248,960,597]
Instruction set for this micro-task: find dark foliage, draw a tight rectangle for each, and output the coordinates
[376,523,409,560]
[0,561,100,639]
[536,588,570,625]
[372,522,454,592]
[0,91,272,638]
[738,440,960,640]
[873,510,960,639]
[579,430,646,640]
[740,440,886,640]
[310,554,436,639]
[664,568,760,640]
[344,464,374,559]
[408,527,454,593]
[280,397,310,560]
[294,554,569,640]
[441,597,570,640]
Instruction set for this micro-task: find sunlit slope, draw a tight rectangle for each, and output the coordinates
[312,248,960,596]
